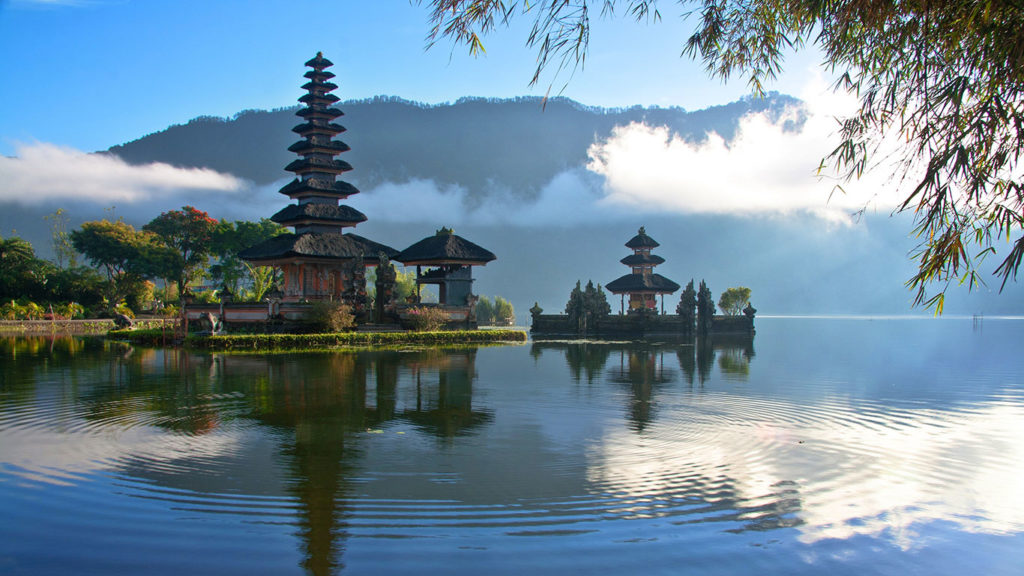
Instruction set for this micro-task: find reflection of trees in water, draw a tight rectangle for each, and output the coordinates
[1,335,99,400]
[710,335,756,382]
[681,336,756,385]
[696,337,715,385]
[530,341,613,384]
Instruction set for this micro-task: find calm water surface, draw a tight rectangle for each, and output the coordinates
[1,318,1022,575]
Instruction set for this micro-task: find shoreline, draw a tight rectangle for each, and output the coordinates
[107,328,529,350]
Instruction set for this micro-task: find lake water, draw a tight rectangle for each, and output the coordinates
[1,317,1022,575]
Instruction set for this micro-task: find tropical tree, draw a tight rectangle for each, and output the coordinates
[565,280,586,331]
[44,208,77,269]
[565,280,608,333]
[476,295,495,325]
[394,269,422,303]
[46,266,106,310]
[0,235,53,302]
[718,286,752,316]
[70,219,167,307]
[676,279,697,327]
[696,280,715,335]
[418,0,1024,311]
[143,206,220,295]
[210,218,286,297]
[242,262,280,303]
[493,295,516,325]
[583,281,610,319]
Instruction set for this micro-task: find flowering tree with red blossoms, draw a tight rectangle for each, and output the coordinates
[143,205,220,295]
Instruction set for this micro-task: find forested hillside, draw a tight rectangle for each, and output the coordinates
[108,94,803,197]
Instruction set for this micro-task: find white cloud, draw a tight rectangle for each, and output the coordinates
[586,76,908,223]
[358,169,623,227]
[0,143,245,205]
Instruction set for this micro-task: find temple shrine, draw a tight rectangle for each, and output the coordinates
[606,227,681,314]
[395,228,496,306]
[239,53,397,310]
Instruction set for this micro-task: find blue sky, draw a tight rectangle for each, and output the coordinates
[0,0,821,156]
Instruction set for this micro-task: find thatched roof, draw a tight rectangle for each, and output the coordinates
[606,273,680,294]
[270,204,367,226]
[296,106,343,120]
[278,178,359,198]
[240,232,397,263]
[301,80,338,93]
[620,253,665,266]
[305,52,333,69]
[395,229,496,266]
[303,69,335,82]
[284,157,353,174]
[625,226,660,249]
[292,121,346,136]
[287,140,350,155]
[298,92,341,105]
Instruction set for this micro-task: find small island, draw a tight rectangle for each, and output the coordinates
[530,227,755,339]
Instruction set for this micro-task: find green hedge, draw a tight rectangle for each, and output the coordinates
[3,319,174,335]
[109,329,528,350]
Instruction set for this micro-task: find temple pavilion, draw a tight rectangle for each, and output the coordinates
[395,228,496,307]
[240,53,397,305]
[606,227,680,314]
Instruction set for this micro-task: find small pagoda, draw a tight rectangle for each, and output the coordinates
[240,52,396,307]
[606,227,680,314]
[395,228,496,309]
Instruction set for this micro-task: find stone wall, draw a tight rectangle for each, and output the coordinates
[531,313,753,339]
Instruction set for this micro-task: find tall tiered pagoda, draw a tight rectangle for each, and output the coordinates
[606,227,680,314]
[240,52,396,305]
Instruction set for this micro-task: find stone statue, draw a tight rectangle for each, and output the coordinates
[374,252,397,323]
[202,312,223,334]
[743,302,757,320]
[346,255,367,317]
[113,312,134,330]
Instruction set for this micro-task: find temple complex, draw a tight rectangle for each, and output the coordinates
[180,53,495,331]
[239,52,397,310]
[531,226,754,339]
[605,227,681,314]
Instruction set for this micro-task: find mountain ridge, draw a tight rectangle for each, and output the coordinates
[106,93,805,199]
